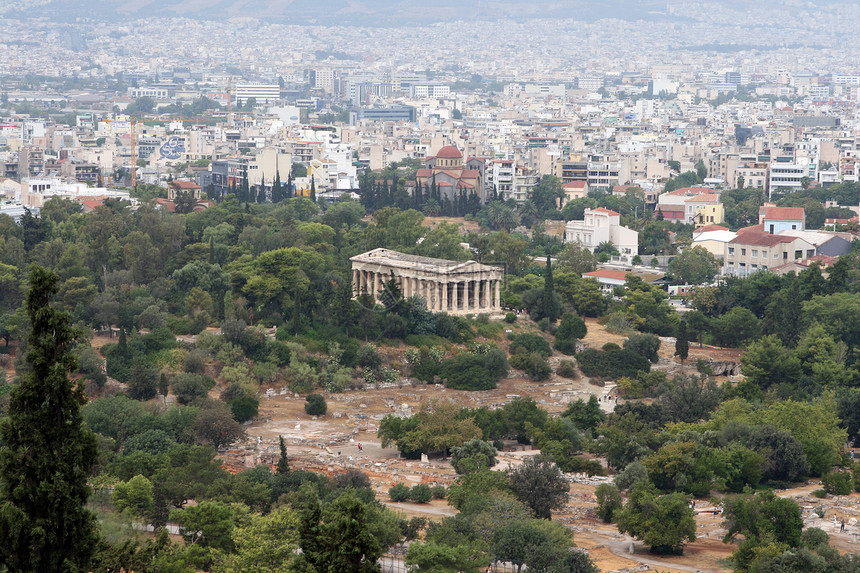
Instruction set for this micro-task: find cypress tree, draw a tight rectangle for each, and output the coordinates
[208,235,215,264]
[310,176,316,203]
[0,266,100,572]
[273,170,282,203]
[277,435,290,474]
[543,252,559,322]
[675,319,689,367]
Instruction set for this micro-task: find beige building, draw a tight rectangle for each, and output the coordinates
[350,248,503,315]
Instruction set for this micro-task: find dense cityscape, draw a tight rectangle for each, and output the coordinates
[1,1,860,572]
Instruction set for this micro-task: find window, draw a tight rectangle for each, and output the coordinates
[762,251,768,258]
[807,249,814,258]
[752,264,758,269]
[795,250,802,259]
[791,225,797,230]
[741,248,747,256]
[752,250,758,257]
[728,247,735,255]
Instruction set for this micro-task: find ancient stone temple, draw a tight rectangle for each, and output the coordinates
[350,248,504,315]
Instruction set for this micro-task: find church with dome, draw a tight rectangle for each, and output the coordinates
[415,144,487,204]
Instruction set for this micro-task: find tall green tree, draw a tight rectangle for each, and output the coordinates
[542,253,560,323]
[277,435,290,474]
[0,266,100,572]
[675,320,689,366]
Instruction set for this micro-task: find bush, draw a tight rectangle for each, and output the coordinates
[509,333,552,358]
[431,485,447,500]
[624,333,661,363]
[410,484,432,503]
[615,461,649,491]
[509,351,552,381]
[171,373,211,405]
[183,350,207,374]
[821,471,852,495]
[230,395,259,423]
[389,483,410,502]
[576,347,650,380]
[811,489,827,498]
[504,312,517,323]
[356,344,382,369]
[595,483,623,523]
[557,360,577,378]
[304,394,327,416]
[438,349,508,391]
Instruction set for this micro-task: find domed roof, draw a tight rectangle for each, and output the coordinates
[436,145,463,159]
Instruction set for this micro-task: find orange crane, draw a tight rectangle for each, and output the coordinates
[98,115,226,188]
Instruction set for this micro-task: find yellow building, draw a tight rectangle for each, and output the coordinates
[694,203,725,228]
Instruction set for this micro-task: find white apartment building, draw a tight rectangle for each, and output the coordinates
[410,85,450,98]
[564,207,639,262]
[129,87,169,99]
[235,84,280,106]
[768,162,806,198]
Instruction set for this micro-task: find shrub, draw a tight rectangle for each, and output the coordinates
[537,317,551,331]
[595,483,623,523]
[389,483,410,502]
[822,471,852,495]
[504,312,517,323]
[624,333,661,363]
[356,344,382,369]
[557,360,577,378]
[509,333,552,358]
[182,350,207,374]
[431,485,447,499]
[230,395,259,423]
[576,347,650,380]
[615,461,649,491]
[410,484,432,504]
[171,373,211,405]
[509,352,551,381]
[811,489,827,498]
[304,394,327,416]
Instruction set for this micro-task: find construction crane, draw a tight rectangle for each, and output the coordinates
[98,115,226,188]
[98,117,139,188]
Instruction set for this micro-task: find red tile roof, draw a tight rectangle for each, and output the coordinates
[684,194,720,203]
[170,180,201,189]
[695,224,729,233]
[436,145,463,159]
[729,231,797,246]
[762,206,805,221]
[666,187,713,196]
[591,207,620,216]
[563,181,587,189]
[416,168,433,177]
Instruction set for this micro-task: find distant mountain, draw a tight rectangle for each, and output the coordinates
[3,0,673,25]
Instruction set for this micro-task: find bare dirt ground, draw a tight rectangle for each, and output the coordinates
[82,318,860,572]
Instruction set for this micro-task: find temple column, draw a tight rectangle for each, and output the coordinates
[494,279,501,309]
[469,280,476,310]
[372,273,379,301]
[484,278,491,309]
[353,269,360,296]
[451,281,458,311]
[442,281,448,311]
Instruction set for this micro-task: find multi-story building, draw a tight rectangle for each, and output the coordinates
[564,207,639,262]
[234,84,280,106]
[768,162,806,198]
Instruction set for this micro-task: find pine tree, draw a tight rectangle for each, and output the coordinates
[277,435,290,474]
[0,266,100,572]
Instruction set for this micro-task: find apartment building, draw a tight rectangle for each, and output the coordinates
[768,162,806,198]
[564,207,639,262]
[724,232,815,277]
[234,84,280,106]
